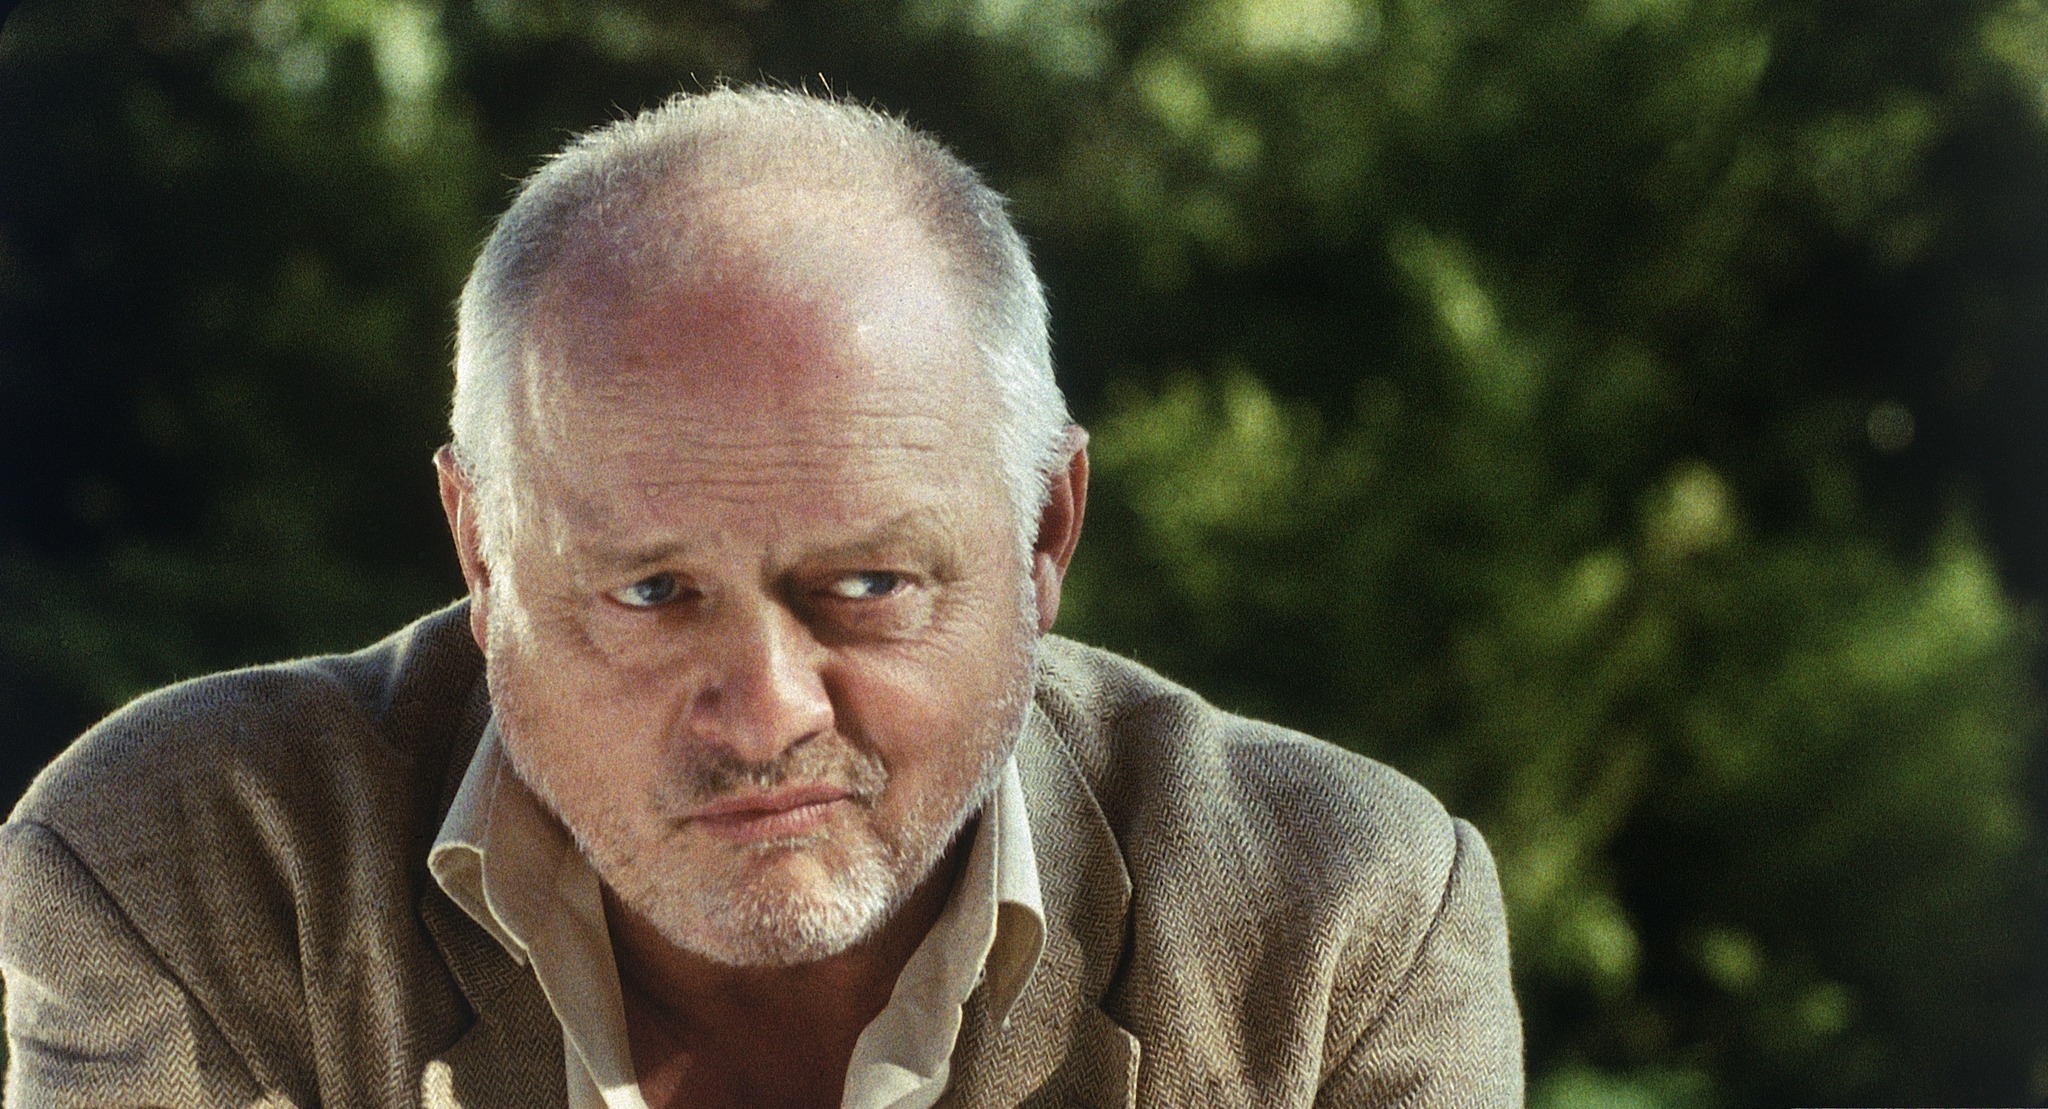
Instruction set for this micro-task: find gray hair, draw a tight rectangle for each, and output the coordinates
[450,87,1069,561]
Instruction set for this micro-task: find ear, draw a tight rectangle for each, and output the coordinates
[435,445,493,651]
[1030,426,1090,635]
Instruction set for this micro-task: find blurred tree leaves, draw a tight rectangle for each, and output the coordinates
[4,0,2047,1103]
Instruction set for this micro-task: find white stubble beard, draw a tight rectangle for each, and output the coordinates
[486,581,1040,968]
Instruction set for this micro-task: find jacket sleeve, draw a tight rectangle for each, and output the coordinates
[0,819,269,1108]
[1318,819,1524,1108]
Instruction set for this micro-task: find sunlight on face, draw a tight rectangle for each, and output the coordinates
[477,196,1042,966]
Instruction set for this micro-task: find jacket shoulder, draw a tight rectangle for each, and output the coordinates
[1031,635,1457,868]
[10,602,485,880]
[2,603,490,1103]
[12,602,486,837]
[1029,637,1513,1097]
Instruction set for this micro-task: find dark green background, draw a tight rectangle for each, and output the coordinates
[4,0,2046,1103]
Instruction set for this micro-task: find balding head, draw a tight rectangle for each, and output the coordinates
[450,88,1067,562]
[433,94,1089,971]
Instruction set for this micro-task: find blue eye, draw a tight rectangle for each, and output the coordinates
[611,573,681,608]
[827,572,902,600]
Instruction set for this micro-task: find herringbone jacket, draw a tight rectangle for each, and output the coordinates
[1,604,1522,1106]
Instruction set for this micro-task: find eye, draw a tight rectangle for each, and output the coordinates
[610,573,682,608]
[826,571,903,600]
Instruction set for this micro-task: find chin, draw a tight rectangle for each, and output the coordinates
[494,620,1037,968]
[655,843,911,967]
[598,740,1010,968]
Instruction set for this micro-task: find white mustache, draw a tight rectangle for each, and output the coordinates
[650,735,889,814]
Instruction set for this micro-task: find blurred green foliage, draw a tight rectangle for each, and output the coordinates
[4,0,2047,1103]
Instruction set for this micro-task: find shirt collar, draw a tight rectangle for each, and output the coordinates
[428,717,1047,1099]
[984,756,1045,1021]
[427,718,529,964]
[429,722,641,1098]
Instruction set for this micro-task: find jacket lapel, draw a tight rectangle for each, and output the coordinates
[944,703,1140,1107]
[414,674,567,1108]
[418,885,568,1108]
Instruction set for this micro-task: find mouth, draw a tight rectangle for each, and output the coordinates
[686,784,856,842]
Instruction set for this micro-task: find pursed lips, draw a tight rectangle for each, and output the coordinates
[686,783,857,841]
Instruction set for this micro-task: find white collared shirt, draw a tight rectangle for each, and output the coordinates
[428,723,1045,1109]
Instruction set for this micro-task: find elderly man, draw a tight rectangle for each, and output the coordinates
[0,89,1521,1106]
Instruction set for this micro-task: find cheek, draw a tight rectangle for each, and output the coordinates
[493,561,690,684]
[838,596,1031,781]
[486,603,687,791]
[523,577,693,673]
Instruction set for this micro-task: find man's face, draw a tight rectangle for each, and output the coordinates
[463,200,1040,967]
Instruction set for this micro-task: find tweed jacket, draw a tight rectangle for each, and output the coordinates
[1,603,1522,1107]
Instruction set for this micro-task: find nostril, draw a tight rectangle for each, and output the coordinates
[681,662,833,762]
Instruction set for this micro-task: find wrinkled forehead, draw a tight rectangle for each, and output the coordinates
[535,186,981,393]
[505,184,1004,492]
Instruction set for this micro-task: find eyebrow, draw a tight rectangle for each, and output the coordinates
[580,539,696,577]
[805,507,964,575]
[575,505,966,578]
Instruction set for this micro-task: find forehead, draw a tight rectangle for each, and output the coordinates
[533,184,985,403]
[509,187,1007,545]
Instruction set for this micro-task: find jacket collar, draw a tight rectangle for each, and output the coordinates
[416,668,570,1107]
[944,697,1142,1107]
[412,656,1140,1108]
[418,887,568,1107]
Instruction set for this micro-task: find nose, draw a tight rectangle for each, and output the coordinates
[684,602,834,763]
